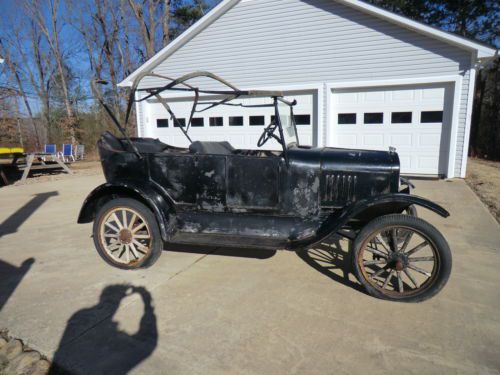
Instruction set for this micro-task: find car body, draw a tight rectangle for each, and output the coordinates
[79,72,452,302]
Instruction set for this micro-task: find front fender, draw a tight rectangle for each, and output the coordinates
[288,193,449,250]
[77,181,174,241]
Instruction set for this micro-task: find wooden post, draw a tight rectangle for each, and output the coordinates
[20,153,34,183]
[0,165,9,185]
[54,156,73,174]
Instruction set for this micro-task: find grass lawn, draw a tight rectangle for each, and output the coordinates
[466,157,500,223]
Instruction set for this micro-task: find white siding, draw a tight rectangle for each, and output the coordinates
[139,0,473,175]
[136,92,146,137]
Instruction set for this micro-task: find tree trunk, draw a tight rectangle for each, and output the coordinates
[162,0,170,46]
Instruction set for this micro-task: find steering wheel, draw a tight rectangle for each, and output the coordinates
[257,122,281,147]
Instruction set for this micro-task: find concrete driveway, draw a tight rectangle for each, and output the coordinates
[0,174,499,375]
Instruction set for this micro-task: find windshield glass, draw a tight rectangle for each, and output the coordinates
[277,101,299,146]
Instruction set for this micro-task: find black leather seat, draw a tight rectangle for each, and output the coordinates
[101,131,125,151]
[189,141,235,155]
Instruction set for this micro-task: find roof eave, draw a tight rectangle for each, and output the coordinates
[339,0,497,59]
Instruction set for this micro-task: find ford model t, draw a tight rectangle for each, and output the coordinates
[79,72,452,302]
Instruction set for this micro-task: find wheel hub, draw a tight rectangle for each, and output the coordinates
[388,252,409,271]
[119,229,133,244]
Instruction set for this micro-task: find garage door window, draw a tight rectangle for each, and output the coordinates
[229,116,244,126]
[209,117,223,127]
[338,113,356,125]
[156,119,168,128]
[364,113,383,124]
[294,114,311,125]
[191,118,204,127]
[391,112,412,124]
[174,118,186,127]
[249,116,265,126]
[421,111,443,123]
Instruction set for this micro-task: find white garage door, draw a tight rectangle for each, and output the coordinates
[144,91,316,150]
[330,84,452,176]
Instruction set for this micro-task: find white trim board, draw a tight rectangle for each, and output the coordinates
[324,75,463,178]
[460,52,478,178]
[119,0,496,87]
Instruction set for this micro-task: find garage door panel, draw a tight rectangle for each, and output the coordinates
[364,91,386,102]
[390,134,412,147]
[418,133,441,147]
[336,134,357,147]
[398,155,412,170]
[361,134,384,148]
[391,88,415,101]
[331,83,452,176]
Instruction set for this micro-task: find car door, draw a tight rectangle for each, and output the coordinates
[195,155,227,211]
[226,155,281,212]
[150,151,228,211]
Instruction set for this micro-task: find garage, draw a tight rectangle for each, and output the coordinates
[121,0,496,178]
[144,90,317,150]
[329,83,454,176]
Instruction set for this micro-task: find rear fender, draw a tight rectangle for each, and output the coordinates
[77,181,175,241]
[289,193,449,249]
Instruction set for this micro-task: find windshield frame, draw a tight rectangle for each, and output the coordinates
[275,97,300,149]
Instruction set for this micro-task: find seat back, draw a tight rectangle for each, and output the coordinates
[45,144,56,154]
[100,132,125,151]
[189,141,234,155]
[62,144,73,156]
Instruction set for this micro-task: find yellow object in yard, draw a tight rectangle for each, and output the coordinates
[0,147,24,155]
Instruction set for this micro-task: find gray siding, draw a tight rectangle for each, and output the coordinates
[140,0,473,175]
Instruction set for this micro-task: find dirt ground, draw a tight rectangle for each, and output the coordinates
[466,158,500,223]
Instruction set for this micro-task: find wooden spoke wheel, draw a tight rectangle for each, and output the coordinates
[353,214,451,302]
[93,198,163,269]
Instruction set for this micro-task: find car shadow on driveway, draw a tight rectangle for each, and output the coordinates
[297,235,367,295]
[1,191,58,312]
[47,284,158,375]
[0,258,35,311]
[0,191,58,238]
[164,243,277,259]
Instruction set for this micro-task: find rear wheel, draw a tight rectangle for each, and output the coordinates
[352,214,451,302]
[93,198,163,270]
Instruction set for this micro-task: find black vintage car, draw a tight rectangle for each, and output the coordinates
[79,72,451,302]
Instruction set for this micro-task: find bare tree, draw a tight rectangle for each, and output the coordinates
[0,38,42,149]
[162,0,170,46]
[26,0,75,127]
[127,0,162,59]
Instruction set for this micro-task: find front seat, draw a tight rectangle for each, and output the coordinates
[189,141,235,155]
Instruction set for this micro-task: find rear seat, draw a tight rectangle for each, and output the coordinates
[189,141,235,155]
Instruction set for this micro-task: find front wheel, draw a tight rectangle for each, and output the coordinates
[93,197,163,270]
[352,214,451,302]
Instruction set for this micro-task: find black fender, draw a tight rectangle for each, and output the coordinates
[77,181,175,241]
[288,193,449,250]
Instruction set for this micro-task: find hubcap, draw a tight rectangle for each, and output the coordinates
[99,207,152,265]
[359,226,439,296]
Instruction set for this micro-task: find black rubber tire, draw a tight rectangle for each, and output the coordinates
[352,214,452,303]
[93,198,163,270]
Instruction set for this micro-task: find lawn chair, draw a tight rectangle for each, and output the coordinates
[43,144,57,161]
[59,144,75,163]
[75,144,85,160]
